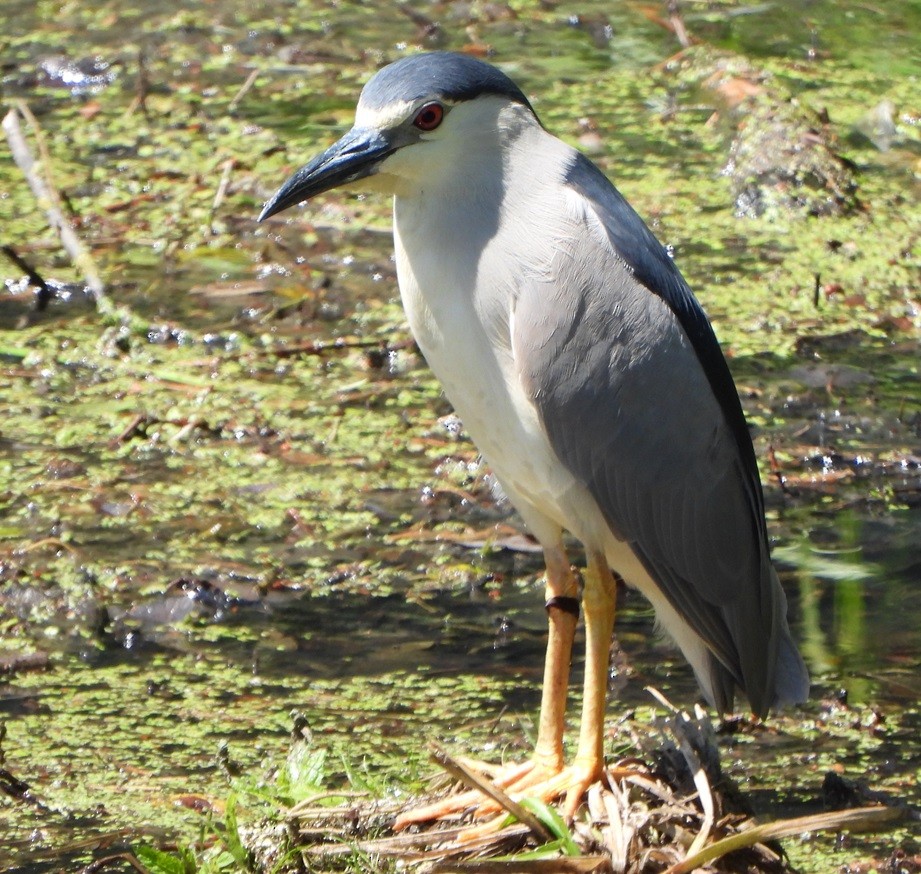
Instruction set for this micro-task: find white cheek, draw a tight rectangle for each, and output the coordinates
[377,146,440,195]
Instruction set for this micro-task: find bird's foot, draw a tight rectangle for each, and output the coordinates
[454,760,644,843]
[391,757,547,832]
[392,755,634,836]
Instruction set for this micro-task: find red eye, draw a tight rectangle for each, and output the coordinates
[413,102,444,131]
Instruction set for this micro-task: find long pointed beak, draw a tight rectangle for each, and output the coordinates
[258,126,395,221]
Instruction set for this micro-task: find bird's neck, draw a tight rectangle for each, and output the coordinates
[393,110,558,237]
[391,114,571,363]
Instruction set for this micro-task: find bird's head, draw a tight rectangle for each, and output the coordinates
[258,52,536,220]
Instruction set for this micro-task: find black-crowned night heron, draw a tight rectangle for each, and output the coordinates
[259,51,809,824]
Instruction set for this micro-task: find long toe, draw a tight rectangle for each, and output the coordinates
[455,761,641,841]
[392,759,536,831]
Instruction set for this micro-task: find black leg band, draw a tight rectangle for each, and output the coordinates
[545,595,580,618]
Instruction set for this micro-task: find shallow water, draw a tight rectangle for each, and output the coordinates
[1,0,919,871]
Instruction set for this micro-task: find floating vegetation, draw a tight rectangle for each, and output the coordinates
[1,0,919,872]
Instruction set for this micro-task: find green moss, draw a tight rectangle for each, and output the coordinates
[1,0,918,871]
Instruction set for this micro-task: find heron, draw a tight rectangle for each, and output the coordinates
[259,51,809,824]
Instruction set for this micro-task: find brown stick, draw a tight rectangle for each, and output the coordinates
[127,48,150,118]
[429,744,554,845]
[665,805,906,874]
[2,104,106,302]
[229,67,260,113]
[209,158,235,234]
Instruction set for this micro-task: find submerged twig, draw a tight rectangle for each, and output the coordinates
[262,336,411,359]
[229,67,260,112]
[2,104,106,302]
[1,245,53,309]
[286,790,370,819]
[77,851,148,874]
[127,48,150,118]
[209,158,235,234]
[767,444,793,496]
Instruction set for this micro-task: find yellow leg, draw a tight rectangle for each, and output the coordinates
[533,544,579,774]
[392,544,578,831]
[457,552,620,837]
[565,550,617,816]
[393,549,626,835]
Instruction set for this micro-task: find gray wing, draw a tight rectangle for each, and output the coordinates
[513,155,807,716]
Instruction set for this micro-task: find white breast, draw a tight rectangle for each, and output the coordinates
[390,135,594,542]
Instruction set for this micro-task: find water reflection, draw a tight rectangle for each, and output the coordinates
[781,509,919,705]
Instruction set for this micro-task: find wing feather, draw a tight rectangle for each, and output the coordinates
[512,154,808,714]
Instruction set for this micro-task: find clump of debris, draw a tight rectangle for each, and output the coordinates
[662,47,861,218]
[248,697,902,873]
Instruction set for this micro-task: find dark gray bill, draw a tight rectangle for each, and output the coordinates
[258,126,395,221]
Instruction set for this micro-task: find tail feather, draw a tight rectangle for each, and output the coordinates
[771,628,810,708]
[694,563,809,717]
[765,564,810,709]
